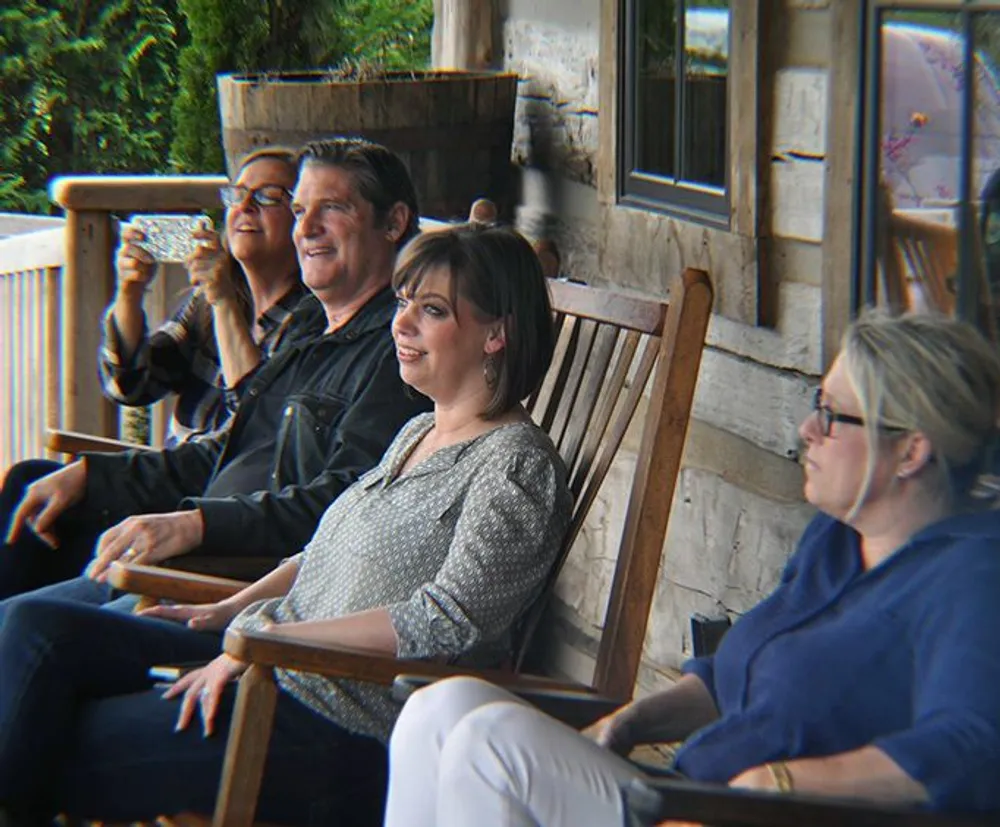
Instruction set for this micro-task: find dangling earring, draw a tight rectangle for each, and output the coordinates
[483,353,498,388]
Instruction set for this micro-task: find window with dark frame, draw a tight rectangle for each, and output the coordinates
[857,1,1000,343]
[618,0,731,226]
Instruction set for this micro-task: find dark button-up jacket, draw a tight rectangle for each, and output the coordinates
[84,288,431,558]
[98,282,309,446]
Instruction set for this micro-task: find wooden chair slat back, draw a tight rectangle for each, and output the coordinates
[558,323,622,484]
[568,329,640,499]
[547,318,601,451]
[514,271,713,699]
[592,269,713,699]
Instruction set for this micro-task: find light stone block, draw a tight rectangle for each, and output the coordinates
[706,281,823,375]
[692,347,813,460]
[773,68,828,156]
[770,159,826,242]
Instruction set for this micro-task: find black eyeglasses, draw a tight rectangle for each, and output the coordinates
[219,184,292,209]
[812,388,906,438]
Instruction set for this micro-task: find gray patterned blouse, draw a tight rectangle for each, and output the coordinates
[228,412,572,742]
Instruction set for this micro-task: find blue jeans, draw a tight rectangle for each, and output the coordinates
[0,575,139,628]
[0,599,387,824]
[0,459,103,599]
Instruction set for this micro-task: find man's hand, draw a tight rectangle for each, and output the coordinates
[86,510,205,581]
[164,653,248,737]
[5,460,87,547]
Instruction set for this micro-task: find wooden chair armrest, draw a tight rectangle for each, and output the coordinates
[631,777,993,827]
[107,561,247,604]
[160,555,279,583]
[46,429,151,456]
[391,673,623,729]
[223,628,599,692]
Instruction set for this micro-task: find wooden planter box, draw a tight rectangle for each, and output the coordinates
[217,70,518,220]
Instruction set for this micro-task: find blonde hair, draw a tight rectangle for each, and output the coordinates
[842,309,1000,516]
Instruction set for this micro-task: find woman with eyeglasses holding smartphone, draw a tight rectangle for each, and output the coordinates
[384,311,1000,825]
[102,145,308,447]
[0,148,309,600]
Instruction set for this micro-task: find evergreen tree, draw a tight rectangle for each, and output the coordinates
[0,0,179,213]
[171,0,348,173]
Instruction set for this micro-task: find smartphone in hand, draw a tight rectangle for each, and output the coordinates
[127,215,211,262]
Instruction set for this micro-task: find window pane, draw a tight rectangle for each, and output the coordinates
[682,4,729,188]
[868,8,1000,343]
[633,1,729,189]
[973,11,1000,339]
[635,0,679,179]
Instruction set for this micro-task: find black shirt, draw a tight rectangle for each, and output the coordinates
[84,287,431,560]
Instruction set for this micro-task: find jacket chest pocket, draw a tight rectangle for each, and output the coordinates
[273,392,348,487]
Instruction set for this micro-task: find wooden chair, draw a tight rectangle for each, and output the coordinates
[878,185,999,342]
[626,777,994,827]
[106,269,713,826]
[458,652,999,827]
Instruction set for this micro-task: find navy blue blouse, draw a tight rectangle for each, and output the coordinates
[678,510,1000,812]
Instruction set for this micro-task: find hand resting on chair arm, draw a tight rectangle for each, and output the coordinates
[161,597,398,738]
[727,745,929,802]
[588,673,928,806]
[140,556,302,631]
[587,674,720,757]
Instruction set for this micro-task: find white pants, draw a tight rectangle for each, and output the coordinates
[383,676,649,827]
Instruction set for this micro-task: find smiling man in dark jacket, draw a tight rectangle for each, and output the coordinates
[0,138,431,606]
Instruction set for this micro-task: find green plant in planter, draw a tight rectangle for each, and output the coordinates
[171,0,432,174]
[337,0,432,74]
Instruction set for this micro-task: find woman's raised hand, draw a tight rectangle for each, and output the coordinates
[116,225,157,294]
[139,598,241,632]
[164,653,248,737]
[186,223,234,306]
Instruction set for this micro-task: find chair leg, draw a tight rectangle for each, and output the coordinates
[211,665,278,827]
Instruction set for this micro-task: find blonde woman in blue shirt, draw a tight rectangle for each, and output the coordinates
[384,311,1000,825]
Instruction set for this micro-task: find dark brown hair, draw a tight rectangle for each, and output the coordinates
[296,138,420,248]
[392,224,556,419]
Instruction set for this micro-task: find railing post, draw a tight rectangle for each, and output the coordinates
[49,174,227,445]
[62,209,117,438]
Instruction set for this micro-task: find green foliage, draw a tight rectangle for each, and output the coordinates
[0,0,179,213]
[171,0,433,173]
[337,0,432,73]
[0,0,436,202]
[171,0,345,173]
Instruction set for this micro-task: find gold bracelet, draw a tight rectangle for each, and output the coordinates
[767,761,795,793]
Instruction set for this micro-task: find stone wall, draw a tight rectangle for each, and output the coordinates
[501,0,836,691]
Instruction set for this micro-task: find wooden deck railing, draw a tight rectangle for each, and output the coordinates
[0,175,227,467]
[0,228,63,466]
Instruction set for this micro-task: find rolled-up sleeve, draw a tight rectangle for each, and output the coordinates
[873,552,1000,811]
[386,447,570,660]
[98,299,197,406]
[229,597,284,634]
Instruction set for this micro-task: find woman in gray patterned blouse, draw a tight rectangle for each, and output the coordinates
[0,224,572,825]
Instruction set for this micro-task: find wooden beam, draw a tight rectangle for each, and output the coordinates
[61,210,117,437]
[432,0,498,70]
[821,0,862,370]
[50,175,227,213]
